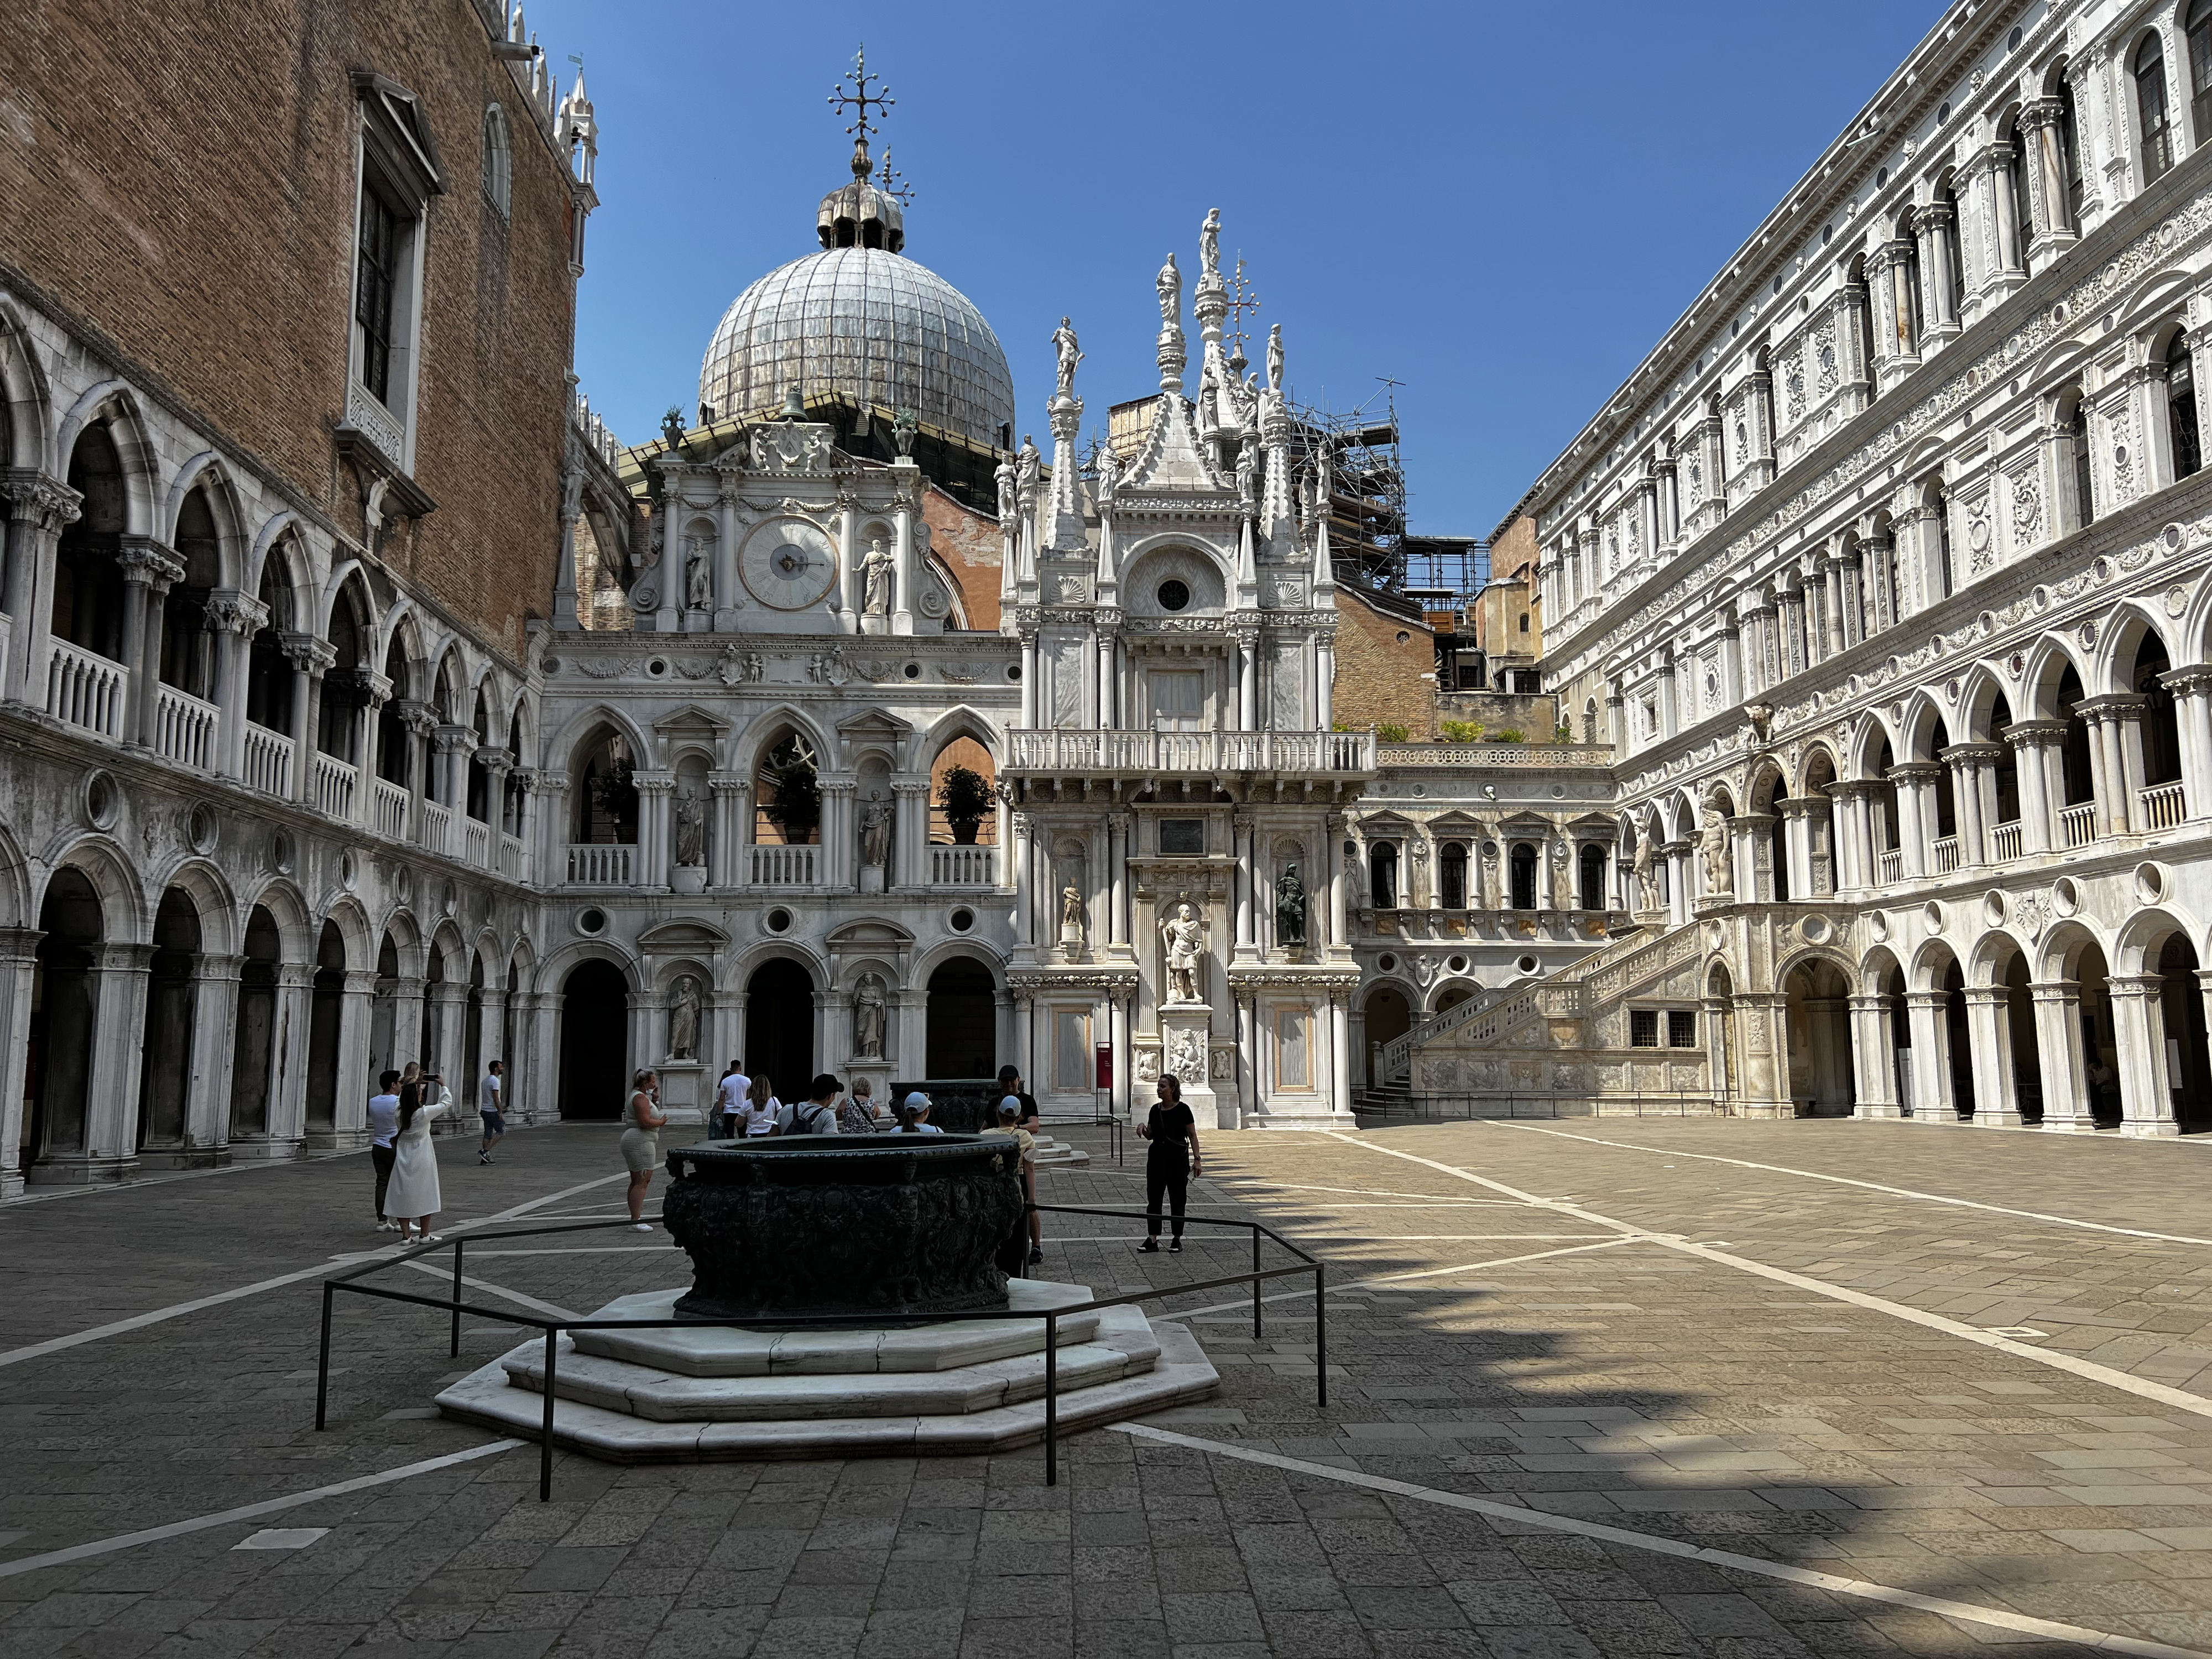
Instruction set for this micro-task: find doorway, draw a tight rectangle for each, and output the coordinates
[926,959,996,1078]
[1782,959,1855,1114]
[558,959,630,1119]
[747,958,816,1097]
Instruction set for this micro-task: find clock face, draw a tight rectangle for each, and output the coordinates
[740,519,839,611]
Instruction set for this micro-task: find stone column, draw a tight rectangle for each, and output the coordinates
[120,539,185,746]
[818,780,856,889]
[2078,694,2146,836]
[2161,666,2212,820]
[1107,813,1132,958]
[892,491,916,635]
[1730,991,1790,1117]
[2109,974,2179,1137]
[1233,815,1256,961]
[2004,721,2061,853]
[1011,811,1035,963]
[284,635,336,805]
[1822,555,1848,656]
[1019,635,1037,727]
[332,968,382,1143]
[1981,140,2027,298]
[634,771,674,889]
[1962,985,2022,1125]
[2029,980,2094,1130]
[1,472,81,706]
[1939,744,1986,867]
[1913,200,1961,342]
[1326,812,1350,956]
[1661,840,1691,926]
[86,942,156,1179]
[0,927,42,1199]
[2018,97,2076,261]
[1870,240,1919,371]
[1237,629,1258,731]
[1903,990,1956,1119]
[892,779,929,892]
[1848,993,1902,1118]
[1888,764,1940,878]
[1330,992,1351,1120]
[186,952,242,1156]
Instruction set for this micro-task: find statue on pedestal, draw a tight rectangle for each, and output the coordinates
[669,975,701,1061]
[1156,252,1181,326]
[859,793,891,870]
[995,456,1018,527]
[1199,207,1220,281]
[674,788,705,868]
[1701,807,1733,894]
[684,540,711,610]
[1275,863,1307,947]
[1052,317,1083,400]
[1162,902,1204,1003]
[1061,881,1084,937]
[1633,838,1658,911]
[861,537,894,616]
[852,974,885,1060]
[1266,323,1284,393]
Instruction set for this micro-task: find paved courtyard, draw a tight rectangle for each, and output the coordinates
[6,1116,2212,1658]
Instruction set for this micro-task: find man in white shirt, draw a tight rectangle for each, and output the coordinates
[367,1070,401,1232]
[773,1073,843,1136]
[712,1061,750,1140]
[478,1061,505,1164]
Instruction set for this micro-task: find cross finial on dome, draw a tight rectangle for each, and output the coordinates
[829,43,894,179]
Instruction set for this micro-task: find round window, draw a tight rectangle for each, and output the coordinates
[1395,630,1411,644]
[646,658,669,678]
[766,907,793,934]
[1157,578,1191,612]
[1006,663,1021,682]
[1516,955,1540,974]
[1378,953,1396,972]
[950,907,975,933]
[577,907,607,936]
[904,662,921,680]
[1448,954,1468,973]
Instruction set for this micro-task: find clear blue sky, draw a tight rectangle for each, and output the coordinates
[534,0,1942,539]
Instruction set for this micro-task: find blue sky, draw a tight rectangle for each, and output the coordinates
[534,1,1943,539]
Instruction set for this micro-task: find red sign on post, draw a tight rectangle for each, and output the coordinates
[1094,1044,1112,1091]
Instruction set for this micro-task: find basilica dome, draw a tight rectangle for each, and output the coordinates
[698,152,1015,452]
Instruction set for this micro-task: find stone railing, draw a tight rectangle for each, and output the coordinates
[1932,836,1960,874]
[752,843,817,885]
[1378,742,1615,768]
[311,752,356,820]
[2140,780,2187,831]
[152,683,218,770]
[46,640,127,739]
[2060,802,2097,847]
[241,722,294,797]
[1008,728,1375,774]
[930,844,998,886]
[1990,820,2023,862]
[421,799,451,855]
[567,843,635,885]
[1877,848,1902,885]
[497,831,524,877]
[463,818,491,869]
[372,778,409,840]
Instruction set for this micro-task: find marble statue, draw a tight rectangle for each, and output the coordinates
[1199,207,1220,281]
[1061,882,1085,937]
[1236,432,1259,512]
[1266,323,1284,393]
[669,975,701,1061]
[674,788,705,867]
[859,792,890,870]
[1052,317,1082,399]
[1167,1026,1205,1084]
[1702,808,1732,893]
[1550,841,1572,911]
[1274,862,1307,946]
[852,974,885,1060]
[1016,435,1041,494]
[1162,902,1203,1003]
[684,539,711,609]
[1633,837,1658,911]
[995,456,1018,526]
[861,536,894,616]
[1095,444,1118,507]
[1156,252,1180,326]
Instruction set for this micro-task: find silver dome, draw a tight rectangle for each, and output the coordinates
[698,248,1016,450]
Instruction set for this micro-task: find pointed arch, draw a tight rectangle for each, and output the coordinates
[1894,691,1947,762]
[0,296,55,473]
[2020,634,2091,718]
[56,382,158,536]
[320,895,377,971]
[40,835,147,943]
[2093,600,2181,696]
[548,701,654,774]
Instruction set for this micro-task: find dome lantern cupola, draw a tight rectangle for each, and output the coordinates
[816,139,904,252]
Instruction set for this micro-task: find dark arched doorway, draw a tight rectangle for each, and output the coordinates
[229,906,281,1139]
[1362,983,1411,1089]
[29,869,103,1170]
[305,922,346,1133]
[2157,933,2211,1131]
[1782,959,1854,1115]
[926,959,996,1078]
[138,888,201,1153]
[747,958,816,1097]
[558,959,630,1119]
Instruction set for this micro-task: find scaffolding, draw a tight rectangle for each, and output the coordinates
[1284,388,1408,592]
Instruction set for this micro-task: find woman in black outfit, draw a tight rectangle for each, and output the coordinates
[1136,1073,1202,1253]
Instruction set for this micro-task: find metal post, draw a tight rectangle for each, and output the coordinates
[1251,1227,1263,1340]
[450,1238,465,1358]
[540,1326,559,1502]
[1044,1311,1058,1487]
[316,1282,335,1431]
[1314,1264,1328,1409]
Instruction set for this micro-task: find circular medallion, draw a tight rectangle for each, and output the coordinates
[741,519,840,611]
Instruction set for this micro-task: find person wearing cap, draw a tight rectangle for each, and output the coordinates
[772,1073,843,1136]
[896,1091,945,1133]
[999,1081,1044,1266]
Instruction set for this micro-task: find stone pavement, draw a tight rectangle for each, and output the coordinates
[4,1114,2212,1656]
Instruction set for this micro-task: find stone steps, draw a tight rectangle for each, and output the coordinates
[433,1280,1219,1462]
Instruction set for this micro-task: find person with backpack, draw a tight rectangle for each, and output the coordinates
[773,1074,843,1136]
[999,1076,1044,1266]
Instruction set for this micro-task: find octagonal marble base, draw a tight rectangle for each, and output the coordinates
[1027,1133,1089,1168]
[434,1278,1216,1462]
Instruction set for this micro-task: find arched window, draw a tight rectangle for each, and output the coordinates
[377,637,410,786]
[244,559,292,733]
[2135,634,2182,790]
[575,728,639,844]
[1578,843,1606,911]
[1847,256,1879,400]
[163,487,221,699]
[2054,388,2095,530]
[2057,665,2095,808]
[2190,0,2212,143]
[466,687,492,822]
[2168,332,2203,480]
[481,103,512,220]
[2139,34,2176,184]
[1509,843,1537,910]
[1439,842,1468,909]
[53,423,128,662]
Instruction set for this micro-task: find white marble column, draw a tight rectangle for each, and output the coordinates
[2110,974,2179,1137]
[1962,985,2021,1125]
[1903,990,1955,1120]
[1848,993,1901,1118]
[2030,981,2094,1130]
[0,928,41,1199]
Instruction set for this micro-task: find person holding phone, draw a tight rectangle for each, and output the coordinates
[620,1068,665,1230]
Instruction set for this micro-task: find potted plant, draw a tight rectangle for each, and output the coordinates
[937,765,994,845]
[759,736,821,843]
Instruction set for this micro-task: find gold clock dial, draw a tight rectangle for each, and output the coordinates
[740,519,839,611]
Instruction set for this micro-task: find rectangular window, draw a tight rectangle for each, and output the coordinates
[1160,818,1204,855]
[1054,1008,1091,1094]
[355,183,398,404]
[1149,670,1203,729]
[1275,1007,1312,1089]
[1630,1009,1660,1048]
[1668,1010,1698,1048]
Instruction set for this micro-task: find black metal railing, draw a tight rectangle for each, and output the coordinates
[315,1203,1322,1500]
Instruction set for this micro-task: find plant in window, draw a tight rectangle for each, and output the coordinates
[1554,722,1574,744]
[937,764,994,845]
[759,735,821,842]
[585,755,639,839]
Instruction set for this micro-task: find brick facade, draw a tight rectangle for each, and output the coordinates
[0,0,579,664]
[1330,585,1437,738]
[922,485,1001,633]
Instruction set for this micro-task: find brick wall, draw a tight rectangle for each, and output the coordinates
[1331,585,1437,737]
[923,485,1001,633]
[0,0,576,665]
[1473,512,1540,660]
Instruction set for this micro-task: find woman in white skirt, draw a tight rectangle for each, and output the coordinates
[620,1068,665,1231]
[384,1076,449,1244]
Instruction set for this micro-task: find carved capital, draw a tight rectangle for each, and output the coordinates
[0,469,82,530]
[118,535,186,588]
[279,632,338,675]
[204,589,269,637]
[431,721,479,757]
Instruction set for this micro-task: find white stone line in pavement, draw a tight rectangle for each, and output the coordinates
[0,1172,629,1372]
[1220,1180,1522,1204]
[0,1439,523,1580]
[1162,1236,1649,1322]
[1115,1425,2210,1659]
[398,1259,581,1321]
[1328,1134,2212,1426]
[1483,1122,2212,1246]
